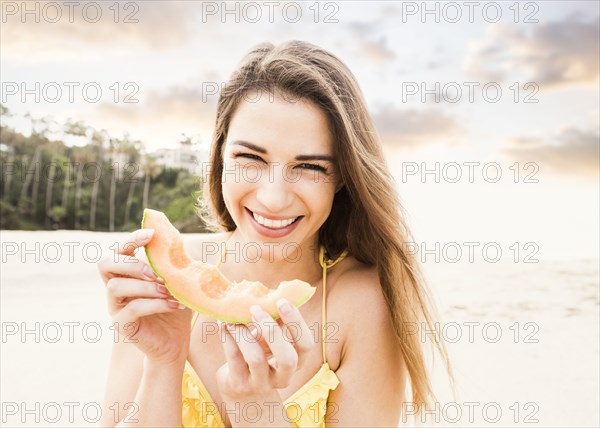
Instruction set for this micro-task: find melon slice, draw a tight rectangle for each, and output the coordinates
[142,209,316,324]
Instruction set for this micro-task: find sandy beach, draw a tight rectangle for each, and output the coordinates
[1,230,598,427]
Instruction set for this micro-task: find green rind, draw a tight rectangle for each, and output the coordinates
[141,209,316,324]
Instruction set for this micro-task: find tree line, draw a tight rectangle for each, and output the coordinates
[0,104,209,232]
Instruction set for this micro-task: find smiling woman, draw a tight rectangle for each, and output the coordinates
[97,40,453,428]
[219,91,340,245]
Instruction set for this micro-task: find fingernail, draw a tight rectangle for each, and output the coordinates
[137,229,154,241]
[267,356,278,368]
[250,305,269,322]
[168,300,185,310]
[156,284,169,295]
[143,265,157,280]
[277,298,292,315]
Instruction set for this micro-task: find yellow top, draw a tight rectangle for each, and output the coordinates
[181,238,348,427]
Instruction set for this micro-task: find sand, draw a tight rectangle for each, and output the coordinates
[1,231,598,426]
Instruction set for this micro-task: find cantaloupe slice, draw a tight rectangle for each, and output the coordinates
[142,209,316,324]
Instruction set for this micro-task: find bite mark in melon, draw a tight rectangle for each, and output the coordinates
[142,209,316,324]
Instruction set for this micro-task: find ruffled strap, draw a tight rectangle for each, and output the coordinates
[182,361,225,428]
[283,363,340,427]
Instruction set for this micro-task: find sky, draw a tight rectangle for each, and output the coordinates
[1,0,598,259]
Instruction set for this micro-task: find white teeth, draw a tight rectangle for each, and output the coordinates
[252,212,298,229]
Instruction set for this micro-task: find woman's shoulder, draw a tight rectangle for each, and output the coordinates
[330,256,389,326]
[183,231,230,264]
[330,256,402,370]
[333,256,382,302]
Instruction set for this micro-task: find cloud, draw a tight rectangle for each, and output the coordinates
[346,22,396,62]
[465,15,599,88]
[0,1,200,63]
[91,83,218,149]
[504,128,599,178]
[372,106,461,148]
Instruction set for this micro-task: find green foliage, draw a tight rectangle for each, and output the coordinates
[0,107,210,232]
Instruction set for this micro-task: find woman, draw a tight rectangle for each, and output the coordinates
[98,40,452,427]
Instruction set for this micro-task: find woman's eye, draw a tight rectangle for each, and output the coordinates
[298,163,328,173]
[232,153,328,174]
[234,153,263,161]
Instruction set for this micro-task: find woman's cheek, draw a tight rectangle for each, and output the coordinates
[221,164,240,217]
[296,173,337,200]
[222,162,255,212]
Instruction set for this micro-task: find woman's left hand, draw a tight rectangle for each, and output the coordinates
[216,298,314,401]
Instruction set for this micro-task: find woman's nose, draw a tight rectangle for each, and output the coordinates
[255,163,294,213]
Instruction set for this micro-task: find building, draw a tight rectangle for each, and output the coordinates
[151,143,208,175]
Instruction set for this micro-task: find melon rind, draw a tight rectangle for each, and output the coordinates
[141,209,316,324]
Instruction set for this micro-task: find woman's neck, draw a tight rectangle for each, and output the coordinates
[219,229,323,289]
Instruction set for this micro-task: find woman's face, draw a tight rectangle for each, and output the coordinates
[221,90,340,251]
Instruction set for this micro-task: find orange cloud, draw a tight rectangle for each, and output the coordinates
[465,15,599,89]
[88,83,218,149]
[372,106,462,148]
[504,128,599,178]
[0,1,201,63]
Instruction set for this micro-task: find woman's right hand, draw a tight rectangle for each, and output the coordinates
[98,228,192,365]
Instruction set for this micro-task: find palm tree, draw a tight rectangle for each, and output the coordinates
[72,150,87,229]
[108,137,118,232]
[121,138,143,228]
[0,103,10,122]
[22,115,55,222]
[18,146,41,217]
[123,174,137,227]
[63,121,91,230]
[89,129,107,230]
[59,154,73,226]
[44,158,57,228]
[63,119,87,140]
[2,151,14,201]
[141,156,162,209]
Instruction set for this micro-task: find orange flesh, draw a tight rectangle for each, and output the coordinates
[142,209,316,323]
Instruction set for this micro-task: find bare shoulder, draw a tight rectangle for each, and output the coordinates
[327,257,400,365]
[331,258,390,327]
[183,232,230,264]
[326,256,407,426]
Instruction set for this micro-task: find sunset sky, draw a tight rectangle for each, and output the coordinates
[1,0,598,259]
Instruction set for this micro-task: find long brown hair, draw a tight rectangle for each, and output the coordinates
[198,40,453,412]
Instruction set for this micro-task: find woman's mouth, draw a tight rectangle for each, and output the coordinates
[245,208,303,238]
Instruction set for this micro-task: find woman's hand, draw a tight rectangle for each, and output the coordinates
[97,228,192,365]
[215,299,315,401]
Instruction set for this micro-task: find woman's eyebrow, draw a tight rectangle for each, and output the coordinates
[232,140,335,162]
[233,140,267,154]
[295,154,335,162]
